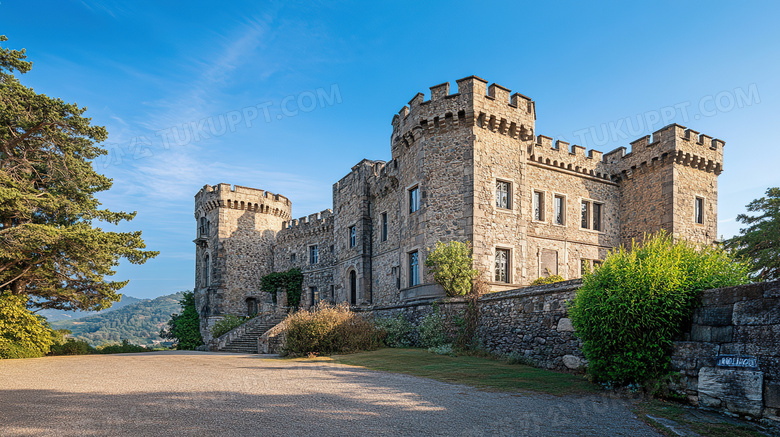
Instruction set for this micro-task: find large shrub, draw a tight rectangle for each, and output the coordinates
[424,241,479,297]
[0,291,53,359]
[569,232,750,385]
[160,291,204,350]
[284,303,383,356]
[375,314,414,348]
[530,274,566,286]
[50,339,94,355]
[417,307,450,348]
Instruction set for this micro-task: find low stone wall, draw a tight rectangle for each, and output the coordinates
[477,280,585,371]
[670,281,780,425]
[258,320,288,354]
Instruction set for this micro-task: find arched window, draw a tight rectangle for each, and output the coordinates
[349,270,357,305]
[203,254,210,287]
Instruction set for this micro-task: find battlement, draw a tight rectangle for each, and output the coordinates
[278,209,334,242]
[528,135,613,181]
[195,183,292,219]
[391,76,536,158]
[603,124,724,179]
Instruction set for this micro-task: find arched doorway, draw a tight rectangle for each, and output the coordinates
[246,298,257,316]
[349,270,357,305]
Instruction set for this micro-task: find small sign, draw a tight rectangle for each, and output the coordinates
[716,355,759,369]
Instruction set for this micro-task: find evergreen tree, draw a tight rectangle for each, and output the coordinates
[161,291,203,350]
[725,187,780,280]
[0,35,157,314]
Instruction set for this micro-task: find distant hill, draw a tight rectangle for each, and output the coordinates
[39,295,144,322]
[50,292,185,347]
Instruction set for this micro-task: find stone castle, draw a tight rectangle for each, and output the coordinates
[193,76,724,338]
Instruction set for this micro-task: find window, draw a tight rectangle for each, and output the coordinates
[290,253,296,263]
[695,197,704,224]
[408,251,419,287]
[381,212,388,242]
[330,245,334,253]
[581,201,590,229]
[495,248,510,283]
[581,200,604,231]
[580,259,590,276]
[554,195,565,225]
[592,203,602,232]
[409,186,419,213]
[309,245,318,264]
[533,191,544,221]
[203,254,210,287]
[310,286,319,307]
[199,217,207,236]
[349,226,356,248]
[496,181,511,209]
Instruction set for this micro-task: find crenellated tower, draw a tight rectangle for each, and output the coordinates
[194,183,291,340]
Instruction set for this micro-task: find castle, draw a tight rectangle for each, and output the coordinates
[193,76,724,339]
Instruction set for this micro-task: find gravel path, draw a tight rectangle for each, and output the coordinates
[0,351,660,436]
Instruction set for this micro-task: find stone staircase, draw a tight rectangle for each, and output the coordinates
[211,313,286,354]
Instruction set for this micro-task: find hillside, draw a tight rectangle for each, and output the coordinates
[50,292,185,347]
[39,295,144,322]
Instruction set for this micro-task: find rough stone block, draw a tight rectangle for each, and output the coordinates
[556,317,574,332]
[766,380,780,409]
[691,325,712,342]
[733,298,780,325]
[562,355,582,370]
[697,305,733,326]
[698,367,764,417]
[711,326,734,343]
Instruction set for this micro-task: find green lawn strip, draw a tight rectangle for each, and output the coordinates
[633,399,767,437]
[307,348,597,396]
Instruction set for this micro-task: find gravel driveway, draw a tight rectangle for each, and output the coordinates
[0,351,659,436]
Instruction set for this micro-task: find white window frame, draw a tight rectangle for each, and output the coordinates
[495,247,511,283]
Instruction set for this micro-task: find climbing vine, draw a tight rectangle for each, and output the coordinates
[261,268,304,309]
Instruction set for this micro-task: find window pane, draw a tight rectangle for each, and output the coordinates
[496,181,509,209]
[349,226,356,247]
[409,187,419,213]
[581,201,590,229]
[310,245,318,264]
[381,213,388,241]
[495,249,509,283]
[533,191,543,221]
[555,196,564,225]
[592,203,602,231]
[409,251,419,287]
[695,198,704,224]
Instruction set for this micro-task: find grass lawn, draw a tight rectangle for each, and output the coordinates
[306,347,597,396]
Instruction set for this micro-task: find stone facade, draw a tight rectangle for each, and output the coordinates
[193,76,724,339]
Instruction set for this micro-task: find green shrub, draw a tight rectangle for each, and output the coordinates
[375,314,414,347]
[424,241,479,297]
[160,291,204,350]
[284,303,383,356]
[569,232,750,385]
[417,308,449,348]
[210,315,247,338]
[0,292,53,359]
[96,339,147,354]
[530,274,566,286]
[50,339,95,355]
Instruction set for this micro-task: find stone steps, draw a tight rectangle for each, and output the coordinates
[218,318,285,354]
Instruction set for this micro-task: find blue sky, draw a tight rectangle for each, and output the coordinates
[2,1,779,299]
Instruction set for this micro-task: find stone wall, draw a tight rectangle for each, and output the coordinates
[670,281,780,424]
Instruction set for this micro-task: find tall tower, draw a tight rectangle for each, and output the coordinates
[193,183,291,339]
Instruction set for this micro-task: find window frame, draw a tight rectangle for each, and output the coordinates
[581,199,604,232]
[496,180,512,210]
[408,250,419,287]
[494,248,511,283]
[380,212,388,242]
[349,226,356,248]
[309,244,318,265]
[695,196,705,225]
[310,286,319,306]
[554,194,566,225]
[408,185,419,214]
[532,190,545,222]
